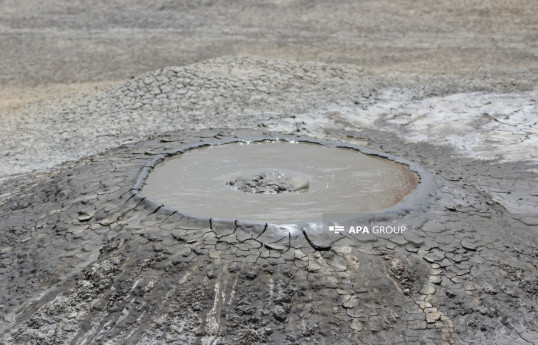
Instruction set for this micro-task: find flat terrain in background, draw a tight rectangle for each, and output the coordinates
[1,0,537,88]
[1,0,536,177]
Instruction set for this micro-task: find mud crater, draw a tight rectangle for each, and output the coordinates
[141,140,426,223]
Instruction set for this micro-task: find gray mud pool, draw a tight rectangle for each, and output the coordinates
[141,141,419,222]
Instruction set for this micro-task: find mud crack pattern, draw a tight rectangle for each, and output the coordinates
[0,129,536,344]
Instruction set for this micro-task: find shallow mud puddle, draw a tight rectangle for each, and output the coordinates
[142,141,418,222]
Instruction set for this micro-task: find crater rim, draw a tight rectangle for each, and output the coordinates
[133,135,436,229]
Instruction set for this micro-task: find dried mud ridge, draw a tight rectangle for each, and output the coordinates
[0,129,536,345]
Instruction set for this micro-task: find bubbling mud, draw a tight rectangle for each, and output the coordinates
[227,170,310,194]
[142,141,419,223]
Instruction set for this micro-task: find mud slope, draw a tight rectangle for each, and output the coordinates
[1,122,537,344]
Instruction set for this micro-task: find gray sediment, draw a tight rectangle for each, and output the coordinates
[0,128,536,344]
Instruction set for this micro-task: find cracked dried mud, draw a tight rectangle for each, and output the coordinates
[1,127,536,344]
[0,1,537,344]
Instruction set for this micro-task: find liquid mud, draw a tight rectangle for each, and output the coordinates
[142,141,419,223]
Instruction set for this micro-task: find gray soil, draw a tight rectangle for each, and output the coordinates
[0,1,537,344]
[2,0,537,88]
[1,129,536,345]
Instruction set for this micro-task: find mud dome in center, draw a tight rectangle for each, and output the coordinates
[141,141,419,223]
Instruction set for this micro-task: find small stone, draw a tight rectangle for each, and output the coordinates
[484,286,497,295]
[307,260,323,273]
[417,301,432,309]
[404,232,425,247]
[477,306,489,315]
[179,247,192,257]
[461,240,478,251]
[99,218,115,226]
[350,319,363,331]
[389,236,408,246]
[426,311,441,323]
[420,283,436,295]
[77,214,92,222]
[294,249,307,260]
[273,305,287,322]
[423,256,435,263]
[465,284,476,291]
[0,247,13,254]
[369,317,383,332]
[451,276,464,284]
[429,275,441,284]
[406,245,418,253]
[343,296,359,309]
[246,270,258,280]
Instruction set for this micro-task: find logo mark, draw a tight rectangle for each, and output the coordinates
[329,225,345,234]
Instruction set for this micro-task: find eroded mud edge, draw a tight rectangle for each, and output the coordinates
[133,135,437,251]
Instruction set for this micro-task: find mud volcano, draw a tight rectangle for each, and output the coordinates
[141,140,421,223]
[2,129,537,345]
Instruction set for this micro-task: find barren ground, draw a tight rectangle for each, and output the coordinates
[0,1,536,344]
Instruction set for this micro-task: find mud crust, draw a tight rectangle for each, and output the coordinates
[0,128,536,345]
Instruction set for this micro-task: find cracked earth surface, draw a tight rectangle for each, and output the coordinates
[0,125,536,344]
[0,55,537,345]
[2,0,537,343]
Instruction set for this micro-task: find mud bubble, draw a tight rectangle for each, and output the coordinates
[227,170,310,194]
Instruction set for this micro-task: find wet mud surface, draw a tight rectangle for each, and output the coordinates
[141,141,419,223]
[227,170,310,195]
[0,129,536,344]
